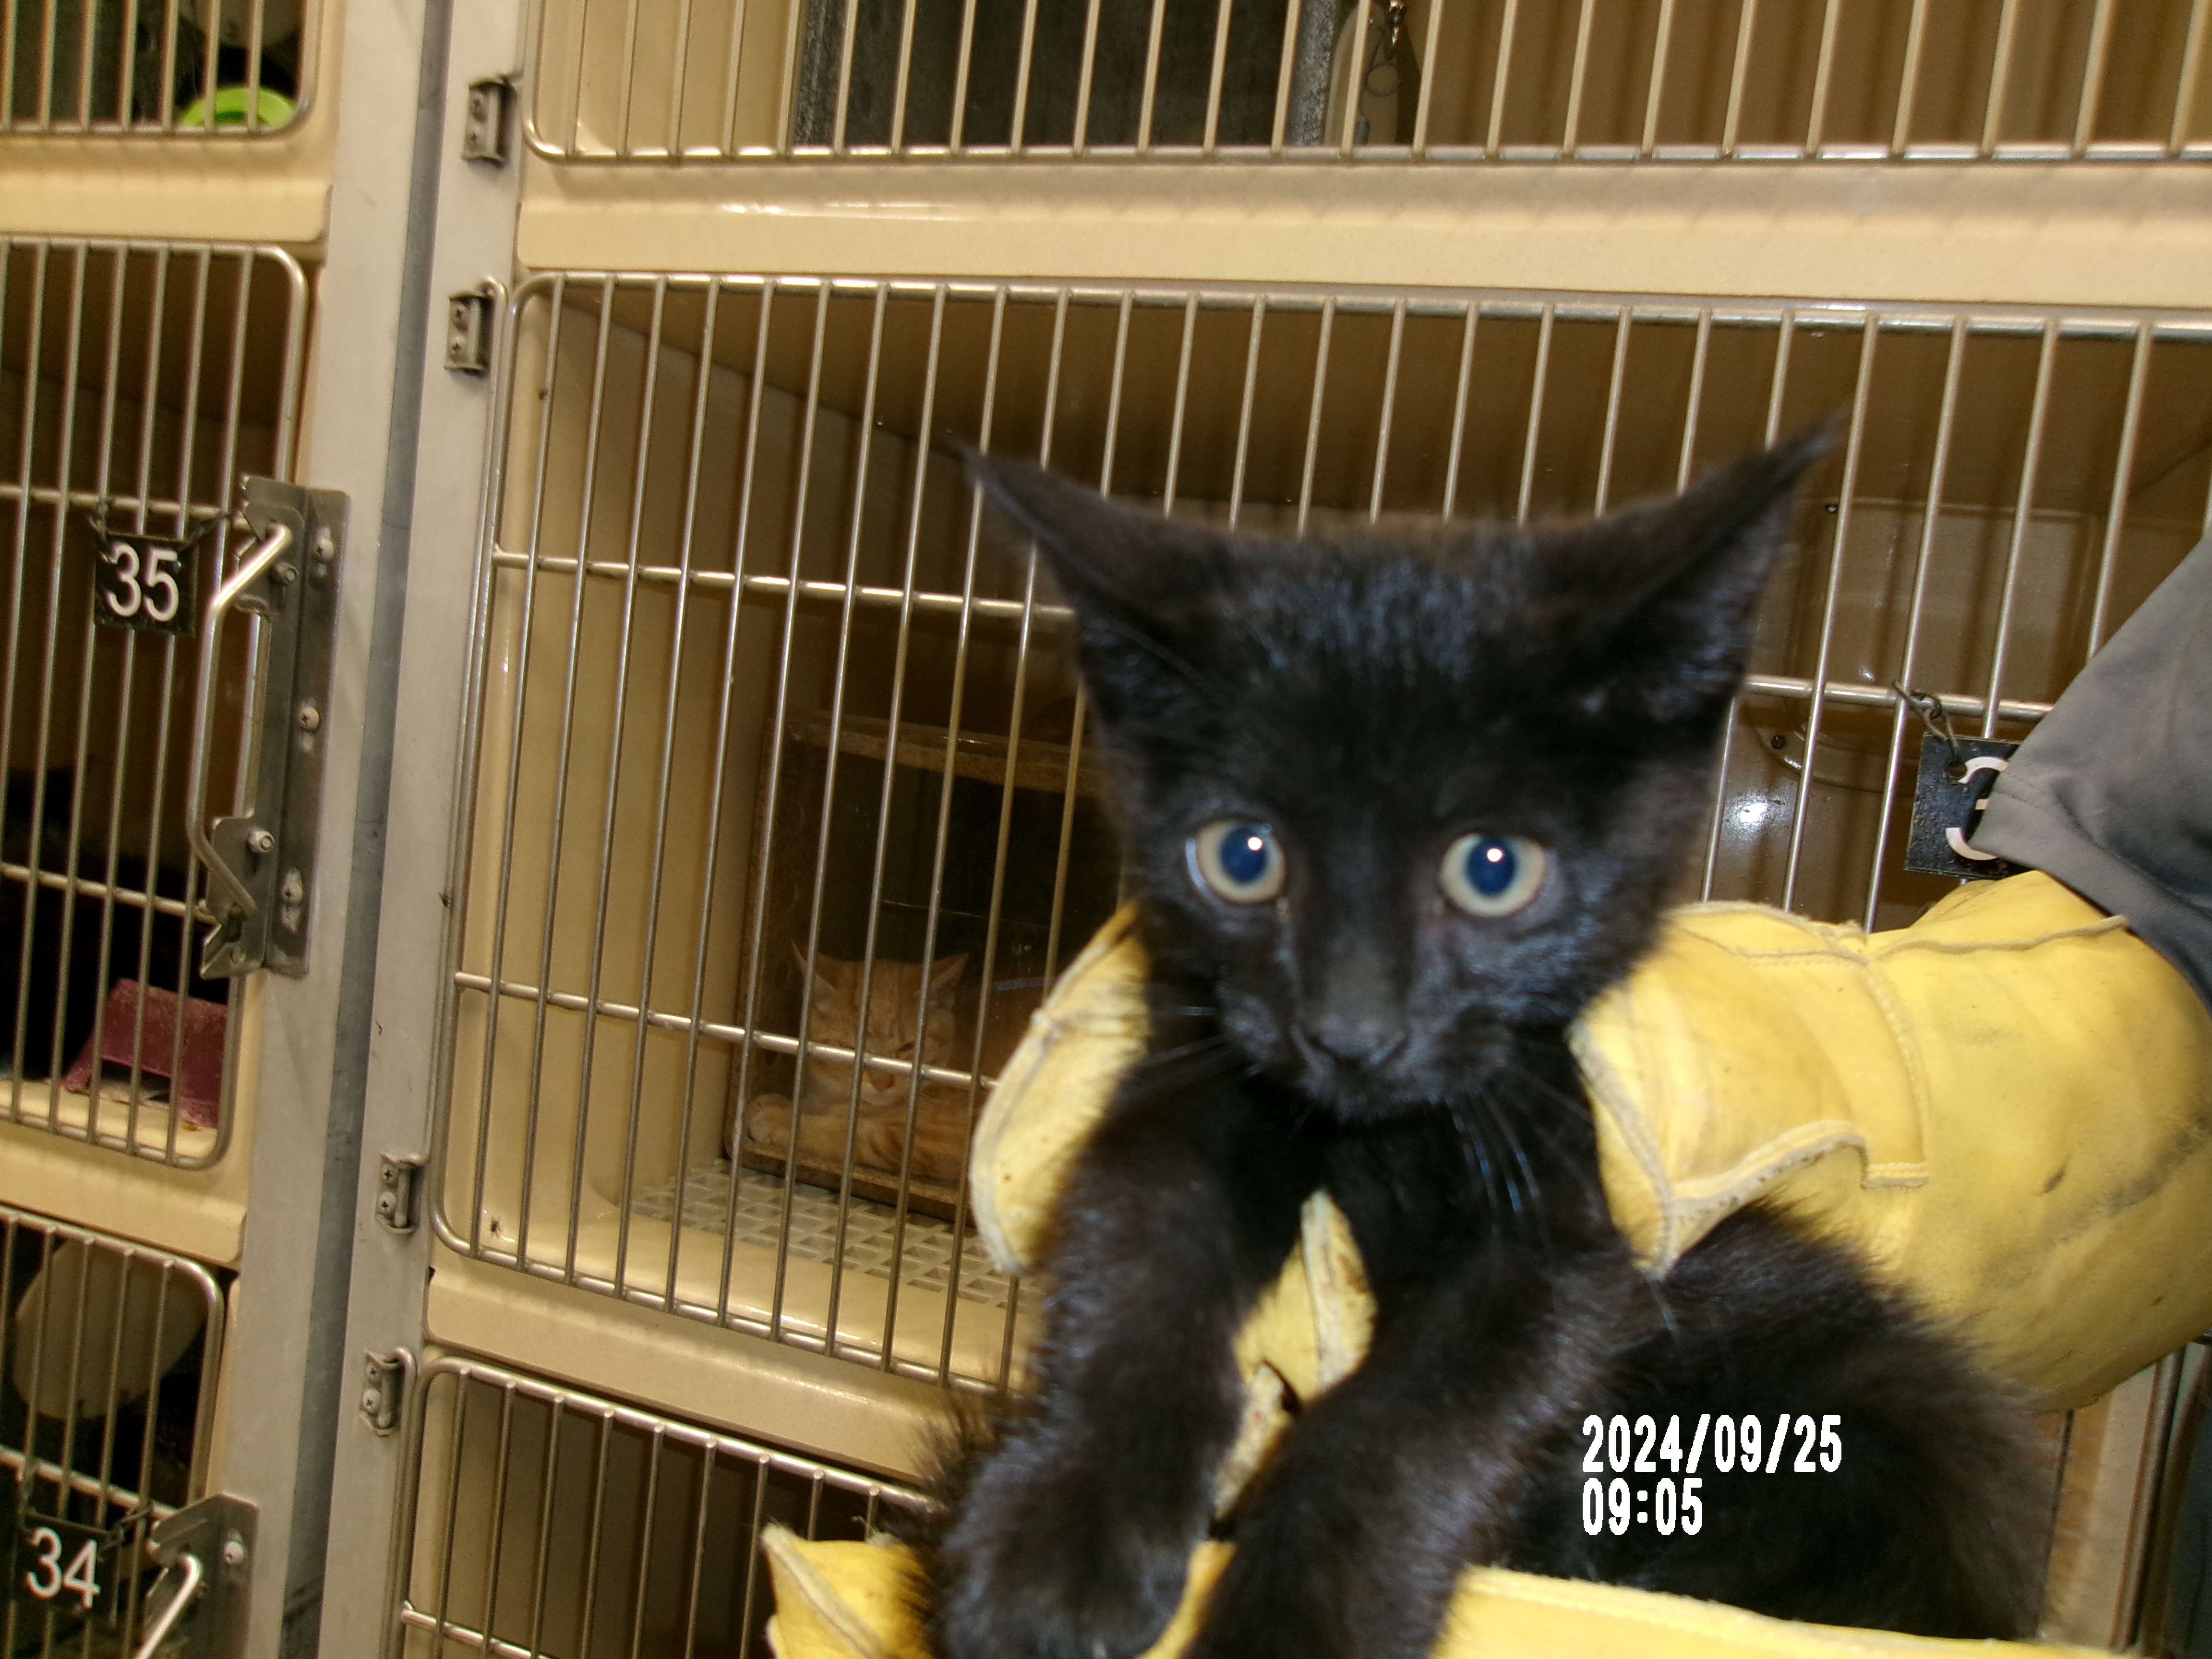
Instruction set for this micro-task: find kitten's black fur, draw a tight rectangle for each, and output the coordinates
[918,439,2045,1659]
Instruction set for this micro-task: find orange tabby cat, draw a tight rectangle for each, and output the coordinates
[733,951,977,1187]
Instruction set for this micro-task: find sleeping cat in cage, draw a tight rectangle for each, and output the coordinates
[734,950,975,1188]
[913,436,2044,1659]
[731,948,1037,1200]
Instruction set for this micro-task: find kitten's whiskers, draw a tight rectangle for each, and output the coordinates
[1487,1048,1611,1219]
[1445,1104,1513,1238]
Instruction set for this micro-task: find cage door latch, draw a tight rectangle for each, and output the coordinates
[128,1495,254,1659]
[360,1349,413,1436]
[188,479,347,979]
[462,76,515,165]
[375,1155,424,1233]
[445,287,496,375]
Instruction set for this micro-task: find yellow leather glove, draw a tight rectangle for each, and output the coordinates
[975,872,2212,1415]
[762,1531,2118,1659]
[769,873,2212,1659]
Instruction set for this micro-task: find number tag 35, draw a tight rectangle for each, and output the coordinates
[95,533,198,637]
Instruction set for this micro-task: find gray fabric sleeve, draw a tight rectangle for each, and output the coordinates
[1975,533,2212,1012]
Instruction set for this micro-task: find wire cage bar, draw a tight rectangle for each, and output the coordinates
[0,237,307,1168]
[430,269,2212,1392]
[0,0,311,134]
[524,0,2212,162]
[0,1199,227,1659]
[382,1351,2201,1659]
[391,1355,927,1659]
[427,273,2212,1389]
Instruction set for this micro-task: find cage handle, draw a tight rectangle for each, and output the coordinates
[181,479,348,981]
[124,1494,254,1659]
[185,517,294,927]
[129,1546,205,1659]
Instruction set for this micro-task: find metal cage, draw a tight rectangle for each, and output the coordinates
[523,0,2212,162]
[377,1358,2190,1659]
[0,236,307,1168]
[425,269,2212,1394]
[0,1199,228,1659]
[1,0,313,135]
[391,1354,927,1659]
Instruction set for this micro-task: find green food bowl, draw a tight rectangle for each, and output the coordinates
[179,85,297,131]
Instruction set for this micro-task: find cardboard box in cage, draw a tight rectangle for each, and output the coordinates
[728,709,1119,1220]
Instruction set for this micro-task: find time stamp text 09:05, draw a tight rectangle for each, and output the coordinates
[1581,1413,1846,1536]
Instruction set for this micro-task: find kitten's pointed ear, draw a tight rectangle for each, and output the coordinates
[966,452,1228,633]
[1549,425,1831,723]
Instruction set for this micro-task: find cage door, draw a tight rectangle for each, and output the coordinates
[0,237,307,1170]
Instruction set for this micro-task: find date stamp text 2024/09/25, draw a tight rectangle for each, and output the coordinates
[1581,1412,1846,1536]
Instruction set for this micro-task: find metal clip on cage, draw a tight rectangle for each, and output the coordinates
[186,477,348,980]
[129,1496,256,1659]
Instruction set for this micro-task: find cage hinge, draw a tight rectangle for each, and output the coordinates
[461,75,515,165]
[444,287,495,376]
[360,1349,413,1436]
[193,480,347,980]
[374,1155,424,1234]
[124,1494,255,1659]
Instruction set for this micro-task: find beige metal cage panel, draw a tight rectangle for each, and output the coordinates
[0,237,306,1169]
[0,1199,226,1659]
[379,1361,2165,1659]
[392,1355,926,1659]
[1,0,312,135]
[379,1353,2167,1658]
[523,0,2212,162]
[2043,1351,2197,1649]
[427,270,2212,1397]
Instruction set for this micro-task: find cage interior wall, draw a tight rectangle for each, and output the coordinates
[525,0,2212,160]
[394,1354,926,1659]
[430,271,2212,1397]
[0,237,304,1167]
[0,1199,226,1659]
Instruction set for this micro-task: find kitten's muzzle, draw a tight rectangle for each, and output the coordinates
[1295,1010,1409,1071]
[1292,946,1412,1077]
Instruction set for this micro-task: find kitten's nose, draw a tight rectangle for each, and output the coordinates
[1301,947,1406,1068]
[1302,1008,1407,1067]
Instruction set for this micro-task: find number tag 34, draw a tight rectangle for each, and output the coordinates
[94,532,198,637]
[6,1508,129,1619]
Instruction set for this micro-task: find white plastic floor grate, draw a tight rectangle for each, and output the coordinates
[631,1161,1015,1310]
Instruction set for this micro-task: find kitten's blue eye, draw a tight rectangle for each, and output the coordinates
[1191,820,1285,904]
[1440,834,1549,917]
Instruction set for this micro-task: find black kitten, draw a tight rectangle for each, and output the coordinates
[923,439,2045,1659]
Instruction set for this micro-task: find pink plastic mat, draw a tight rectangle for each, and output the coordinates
[60,980,227,1128]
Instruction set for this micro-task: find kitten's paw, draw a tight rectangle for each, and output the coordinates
[743,1094,794,1152]
[936,1439,1193,1659]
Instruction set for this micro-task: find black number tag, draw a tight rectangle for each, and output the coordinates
[7,1470,133,1621]
[93,532,198,637]
[13,1515,127,1617]
[1904,733,2021,880]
